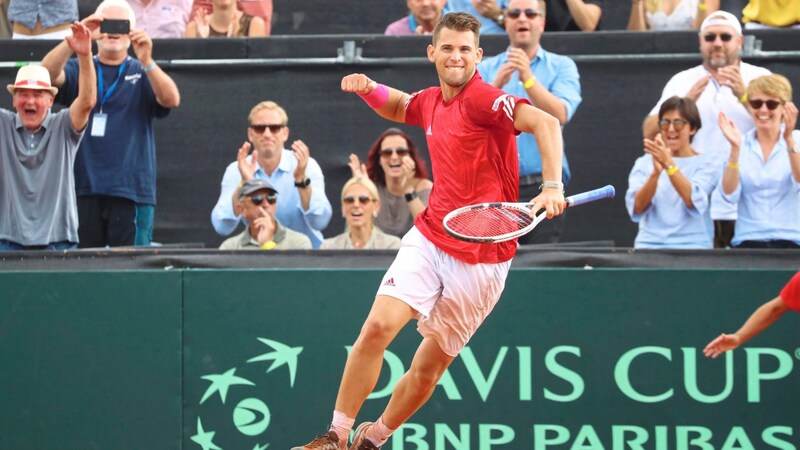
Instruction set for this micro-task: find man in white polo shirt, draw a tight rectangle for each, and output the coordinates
[0,22,95,250]
[642,11,771,248]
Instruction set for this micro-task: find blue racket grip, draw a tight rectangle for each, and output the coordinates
[566,185,615,208]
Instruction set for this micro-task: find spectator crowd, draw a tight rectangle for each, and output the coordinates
[0,0,798,251]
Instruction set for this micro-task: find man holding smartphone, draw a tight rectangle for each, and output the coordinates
[41,0,181,248]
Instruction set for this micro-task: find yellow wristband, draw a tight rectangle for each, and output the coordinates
[260,241,277,250]
[697,2,708,10]
[739,92,748,104]
[523,77,536,89]
[238,180,244,188]
[667,164,680,176]
[726,162,740,169]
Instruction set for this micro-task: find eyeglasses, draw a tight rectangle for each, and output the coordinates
[343,195,373,205]
[249,124,285,134]
[748,99,783,110]
[703,32,733,43]
[380,147,410,157]
[659,118,688,131]
[506,8,541,19]
[250,193,277,205]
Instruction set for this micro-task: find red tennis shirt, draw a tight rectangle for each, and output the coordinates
[405,72,529,264]
[780,272,800,311]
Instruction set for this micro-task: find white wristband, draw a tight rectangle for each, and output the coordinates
[540,180,564,191]
[142,61,157,73]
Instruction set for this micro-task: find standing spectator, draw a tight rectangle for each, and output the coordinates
[191,0,271,35]
[0,0,12,39]
[41,0,181,248]
[704,272,800,358]
[642,10,770,248]
[627,0,719,31]
[0,24,95,250]
[444,0,508,35]
[8,0,78,40]
[127,0,192,39]
[478,0,581,243]
[219,179,312,250]
[348,128,432,238]
[741,0,800,29]
[321,177,402,250]
[185,0,266,37]
[543,0,604,31]
[211,101,333,248]
[718,74,800,248]
[626,97,721,248]
[385,0,446,35]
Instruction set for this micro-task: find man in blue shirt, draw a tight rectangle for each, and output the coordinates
[41,0,181,248]
[477,0,582,243]
[211,101,333,248]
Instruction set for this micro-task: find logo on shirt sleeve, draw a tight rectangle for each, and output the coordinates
[491,94,516,121]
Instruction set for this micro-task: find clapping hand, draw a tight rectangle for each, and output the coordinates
[643,134,671,172]
[193,8,210,38]
[718,111,742,150]
[237,141,257,181]
[348,154,367,178]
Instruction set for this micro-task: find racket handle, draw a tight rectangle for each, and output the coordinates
[566,185,615,208]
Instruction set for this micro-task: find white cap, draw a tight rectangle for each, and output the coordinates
[699,11,742,36]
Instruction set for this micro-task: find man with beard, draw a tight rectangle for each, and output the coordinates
[211,101,332,248]
[478,0,581,243]
[0,23,95,250]
[642,10,770,248]
[385,0,446,35]
[41,0,181,248]
[292,12,565,450]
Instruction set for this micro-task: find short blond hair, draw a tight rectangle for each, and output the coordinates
[96,0,136,28]
[248,101,289,125]
[747,74,793,103]
[341,176,379,203]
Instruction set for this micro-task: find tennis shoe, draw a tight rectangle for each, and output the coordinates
[349,422,381,450]
[291,430,345,450]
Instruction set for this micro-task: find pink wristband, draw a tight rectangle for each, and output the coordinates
[358,83,389,109]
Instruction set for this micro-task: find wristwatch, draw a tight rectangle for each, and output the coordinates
[495,12,505,27]
[294,178,311,188]
[405,191,418,202]
[789,141,800,154]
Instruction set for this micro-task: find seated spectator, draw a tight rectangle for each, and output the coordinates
[128,0,192,38]
[385,0,446,35]
[718,74,800,248]
[628,0,719,30]
[348,128,432,238]
[0,25,96,250]
[321,177,402,250]
[219,179,312,250]
[186,0,267,37]
[444,0,508,35]
[742,0,800,29]
[191,0,271,35]
[538,0,604,31]
[211,101,333,248]
[8,0,77,40]
[626,96,721,249]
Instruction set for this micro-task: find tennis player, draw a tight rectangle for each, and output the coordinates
[704,272,800,359]
[292,12,565,450]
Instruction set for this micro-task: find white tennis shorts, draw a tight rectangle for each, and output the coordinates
[376,227,512,357]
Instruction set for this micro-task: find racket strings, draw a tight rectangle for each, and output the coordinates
[447,206,534,237]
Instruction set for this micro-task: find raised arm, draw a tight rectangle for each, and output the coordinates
[66,22,97,131]
[41,15,102,88]
[130,29,181,108]
[341,73,409,123]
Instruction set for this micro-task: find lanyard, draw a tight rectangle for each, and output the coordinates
[95,56,129,112]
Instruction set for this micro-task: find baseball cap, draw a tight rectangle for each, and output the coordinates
[700,11,742,36]
[239,179,278,199]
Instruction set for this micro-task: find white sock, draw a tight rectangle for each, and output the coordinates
[364,415,396,447]
[330,410,355,445]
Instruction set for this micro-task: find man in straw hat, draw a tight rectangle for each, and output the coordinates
[0,21,96,251]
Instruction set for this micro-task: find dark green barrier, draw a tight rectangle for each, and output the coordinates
[2,269,798,449]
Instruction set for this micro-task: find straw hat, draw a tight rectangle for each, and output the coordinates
[7,64,59,96]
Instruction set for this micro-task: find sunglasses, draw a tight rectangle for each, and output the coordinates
[506,8,541,19]
[748,99,783,110]
[703,32,733,43]
[659,118,689,131]
[343,195,373,205]
[249,123,285,134]
[380,147,410,157]
[250,193,277,205]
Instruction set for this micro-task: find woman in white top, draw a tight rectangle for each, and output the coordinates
[321,177,401,250]
[628,0,719,30]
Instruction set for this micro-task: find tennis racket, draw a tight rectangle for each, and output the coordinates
[443,185,615,243]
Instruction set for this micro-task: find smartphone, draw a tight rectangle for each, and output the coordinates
[100,19,130,35]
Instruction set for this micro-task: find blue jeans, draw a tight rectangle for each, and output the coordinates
[0,239,77,251]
